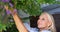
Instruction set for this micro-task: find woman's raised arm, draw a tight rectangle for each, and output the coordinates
[12,13,28,32]
[4,5,28,32]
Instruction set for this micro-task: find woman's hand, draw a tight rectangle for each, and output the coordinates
[10,9,17,15]
[4,5,17,15]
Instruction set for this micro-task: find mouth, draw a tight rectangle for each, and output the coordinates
[38,24,46,28]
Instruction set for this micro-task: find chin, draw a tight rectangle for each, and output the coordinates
[38,25,42,28]
[38,25,45,29]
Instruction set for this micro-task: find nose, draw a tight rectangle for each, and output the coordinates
[37,19,41,25]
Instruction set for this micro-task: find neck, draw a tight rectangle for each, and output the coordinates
[40,27,49,31]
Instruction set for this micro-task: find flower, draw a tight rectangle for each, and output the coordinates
[9,3,13,7]
[2,0,10,2]
[6,10,11,15]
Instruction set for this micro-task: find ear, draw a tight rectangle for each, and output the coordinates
[47,21,52,27]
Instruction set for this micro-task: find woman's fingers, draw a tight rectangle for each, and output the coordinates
[4,5,17,15]
[4,5,8,10]
[10,9,17,15]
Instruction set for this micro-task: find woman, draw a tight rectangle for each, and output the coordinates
[37,12,56,32]
[4,5,56,32]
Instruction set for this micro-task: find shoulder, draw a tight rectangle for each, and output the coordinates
[23,23,38,32]
[40,30,51,32]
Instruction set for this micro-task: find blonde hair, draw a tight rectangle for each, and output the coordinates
[40,12,56,32]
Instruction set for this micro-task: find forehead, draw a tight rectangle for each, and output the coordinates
[39,13,48,18]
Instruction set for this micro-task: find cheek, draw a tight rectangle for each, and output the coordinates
[43,21,49,27]
[37,20,44,27]
[38,20,46,24]
[42,20,48,24]
[40,21,47,26]
[37,20,48,28]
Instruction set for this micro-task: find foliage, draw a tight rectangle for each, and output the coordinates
[0,10,14,31]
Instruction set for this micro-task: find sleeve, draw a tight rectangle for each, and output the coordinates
[40,30,51,32]
[24,23,38,32]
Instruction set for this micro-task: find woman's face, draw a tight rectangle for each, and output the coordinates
[37,14,51,29]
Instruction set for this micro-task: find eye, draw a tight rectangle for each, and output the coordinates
[42,18,45,20]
